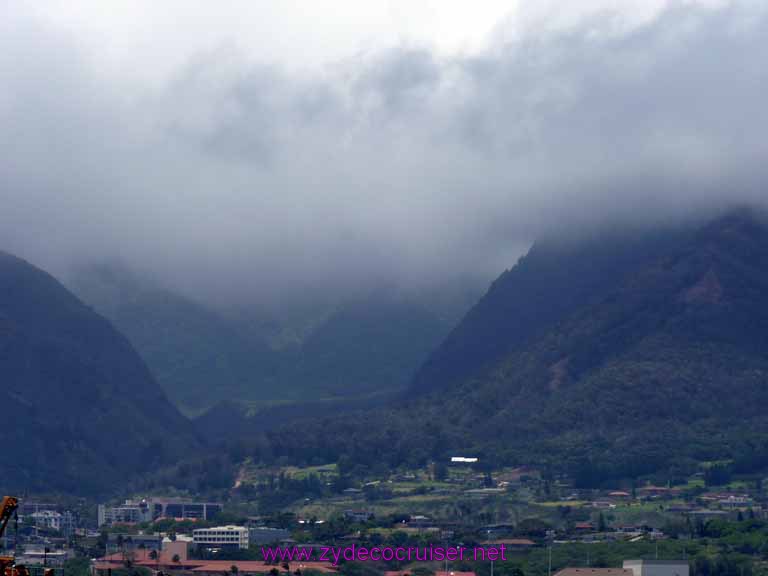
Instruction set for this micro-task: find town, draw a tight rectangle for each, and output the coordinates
[3,459,767,576]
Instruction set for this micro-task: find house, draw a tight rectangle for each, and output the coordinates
[486,539,536,550]
[718,495,754,508]
[344,510,374,522]
[608,491,631,499]
[574,522,595,532]
[407,515,434,528]
[637,486,681,499]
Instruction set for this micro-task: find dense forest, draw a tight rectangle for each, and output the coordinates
[209,210,768,486]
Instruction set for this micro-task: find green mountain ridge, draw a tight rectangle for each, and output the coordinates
[0,251,198,494]
[246,210,768,483]
[69,263,283,414]
[70,266,463,414]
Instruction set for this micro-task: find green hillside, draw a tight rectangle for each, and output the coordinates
[250,210,768,483]
[0,251,198,494]
[71,265,458,414]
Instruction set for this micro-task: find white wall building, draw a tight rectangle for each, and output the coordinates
[624,560,689,576]
[193,526,249,550]
[30,511,62,531]
[98,500,152,527]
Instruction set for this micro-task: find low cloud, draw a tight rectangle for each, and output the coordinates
[1,1,767,309]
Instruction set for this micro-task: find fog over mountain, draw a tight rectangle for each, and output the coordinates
[2,1,767,311]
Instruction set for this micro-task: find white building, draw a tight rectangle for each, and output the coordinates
[29,511,76,534]
[16,549,70,567]
[193,526,249,550]
[98,500,152,527]
[98,498,222,527]
[30,511,62,531]
[623,560,689,576]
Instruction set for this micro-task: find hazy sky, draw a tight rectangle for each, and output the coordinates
[2,0,767,308]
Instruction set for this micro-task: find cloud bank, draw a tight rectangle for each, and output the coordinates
[1,1,767,308]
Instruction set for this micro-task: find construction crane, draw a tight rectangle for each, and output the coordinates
[0,496,30,576]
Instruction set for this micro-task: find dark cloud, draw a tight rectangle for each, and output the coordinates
[1,2,767,309]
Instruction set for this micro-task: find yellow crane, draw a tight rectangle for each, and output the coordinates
[0,496,30,576]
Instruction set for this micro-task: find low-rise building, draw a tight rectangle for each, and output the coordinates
[15,549,71,567]
[150,498,222,521]
[98,500,152,526]
[193,526,249,550]
[106,532,163,554]
[344,510,373,522]
[555,569,632,576]
[623,560,689,576]
[247,526,290,546]
[98,498,222,527]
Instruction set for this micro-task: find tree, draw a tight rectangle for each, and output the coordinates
[597,512,607,532]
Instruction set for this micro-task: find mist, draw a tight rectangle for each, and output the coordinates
[2,1,767,310]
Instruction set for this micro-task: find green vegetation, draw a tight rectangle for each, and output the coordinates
[220,212,768,487]
[0,250,197,494]
[72,263,457,414]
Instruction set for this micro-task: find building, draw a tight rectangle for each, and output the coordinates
[98,498,222,527]
[386,572,476,576]
[247,526,290,546]
[92,550,337,576]
[150,498,222,521]
[30,511,63,531]
[98,500,152,526]
[555,569,632,576]
[163,535,193,561]
[623,560,690,576]
[193,526,249,550]
[15,549,71,567]
[344,510,374,522]
[106,533,163,554]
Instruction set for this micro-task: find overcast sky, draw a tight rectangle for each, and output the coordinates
[2,0,767,309]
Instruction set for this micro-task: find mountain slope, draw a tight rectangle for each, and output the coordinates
[282,295,449,396]
[72,265,462,413]
[69,264,282,414]
[0,252,197,493]
[254,210,768,482]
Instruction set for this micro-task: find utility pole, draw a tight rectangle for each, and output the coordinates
[548,544,552,576]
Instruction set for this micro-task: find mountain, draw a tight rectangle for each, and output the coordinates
[72,266,465,414]
[252,210,768,483]
[281,294,449,396]
[0,252,197,494]
[69,264,282,414]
